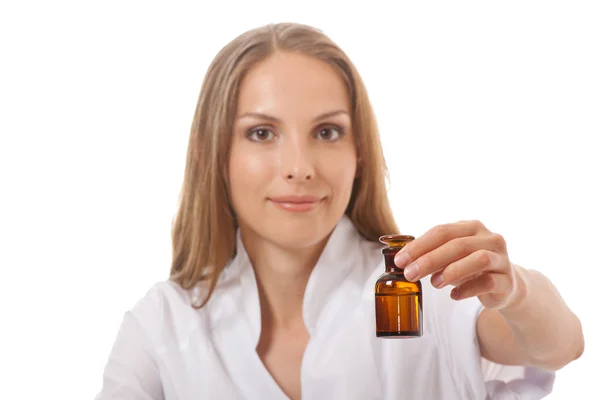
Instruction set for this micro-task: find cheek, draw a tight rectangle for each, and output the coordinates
[228,146,273,202]
[233,152,266,176]
[321,151,357,195]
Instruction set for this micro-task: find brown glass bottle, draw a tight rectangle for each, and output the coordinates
[375,234,423,338]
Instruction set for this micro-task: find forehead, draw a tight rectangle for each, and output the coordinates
[236,51,350,116]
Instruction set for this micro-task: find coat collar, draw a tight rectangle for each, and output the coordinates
[227,215,369,346]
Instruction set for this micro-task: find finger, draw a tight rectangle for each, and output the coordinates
[450,272,513,305]
[404,234,505,282]
[430,249,504,289]
[431,270,482,289]
[394,220,488,270]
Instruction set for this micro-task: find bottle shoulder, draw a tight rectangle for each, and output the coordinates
[375,272,422,294]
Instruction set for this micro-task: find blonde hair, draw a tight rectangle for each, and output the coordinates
[170,23,399,308]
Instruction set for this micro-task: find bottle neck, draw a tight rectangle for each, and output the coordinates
[383,249,405,274]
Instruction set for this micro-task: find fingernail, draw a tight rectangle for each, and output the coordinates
[394,252,410,268]
[431,274,444,288]
[404,263,419,281]
[450,287,459,300]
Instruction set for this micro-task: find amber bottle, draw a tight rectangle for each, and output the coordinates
[375,234,423,338]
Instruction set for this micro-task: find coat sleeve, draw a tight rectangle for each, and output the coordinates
[430,284,556,399]
[94,311,164,400]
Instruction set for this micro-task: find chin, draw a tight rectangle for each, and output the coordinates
[238,209,338,251]
[270,214,334,248]
[235,196,349,250]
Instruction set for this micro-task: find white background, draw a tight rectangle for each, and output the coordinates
[1,1,598,399]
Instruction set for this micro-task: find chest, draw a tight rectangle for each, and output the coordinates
[152,277,485,399]
[256,327,309,400]
[158,313,466,400]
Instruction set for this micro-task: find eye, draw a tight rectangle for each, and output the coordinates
[316,126,344,141]
[247,127,275,142]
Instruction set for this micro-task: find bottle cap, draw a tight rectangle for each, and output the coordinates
[379,234,415,249]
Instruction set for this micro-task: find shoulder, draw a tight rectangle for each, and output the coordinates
[354,232,385,275]
[126,280,210,348]
[129,280,194,319]
[126,273,244,348]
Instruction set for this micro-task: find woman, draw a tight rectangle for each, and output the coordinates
[96,23,584,399]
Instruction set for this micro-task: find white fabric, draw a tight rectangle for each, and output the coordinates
[95,215,555,399]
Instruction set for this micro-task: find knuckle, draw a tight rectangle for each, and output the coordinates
[443,267,457,284]
[471,219,485,230]
[490,233,507,251]
[434,224,451,241]
[476,250,494,267]
[450,238,470,257]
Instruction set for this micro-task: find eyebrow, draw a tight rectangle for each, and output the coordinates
[236,110,350,123]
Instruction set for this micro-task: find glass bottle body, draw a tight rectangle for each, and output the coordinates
[375,235,423,338]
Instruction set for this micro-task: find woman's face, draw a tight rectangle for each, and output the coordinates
[229,51,357,250]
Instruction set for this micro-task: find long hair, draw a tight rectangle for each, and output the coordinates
[170,23,399,308]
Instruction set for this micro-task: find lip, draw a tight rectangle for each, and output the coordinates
[268,195,324,213]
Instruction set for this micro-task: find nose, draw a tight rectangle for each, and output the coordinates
[281,134,315,182]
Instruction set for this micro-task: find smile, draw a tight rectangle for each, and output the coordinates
[268,196,325,213]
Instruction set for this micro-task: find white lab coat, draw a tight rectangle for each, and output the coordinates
[96,215,555,399]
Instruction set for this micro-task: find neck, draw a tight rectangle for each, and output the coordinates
[240,226,329,330]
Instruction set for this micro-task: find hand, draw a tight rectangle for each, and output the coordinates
[394,220,524,310]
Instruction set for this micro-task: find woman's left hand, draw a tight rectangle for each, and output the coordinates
[394,220,524,310]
